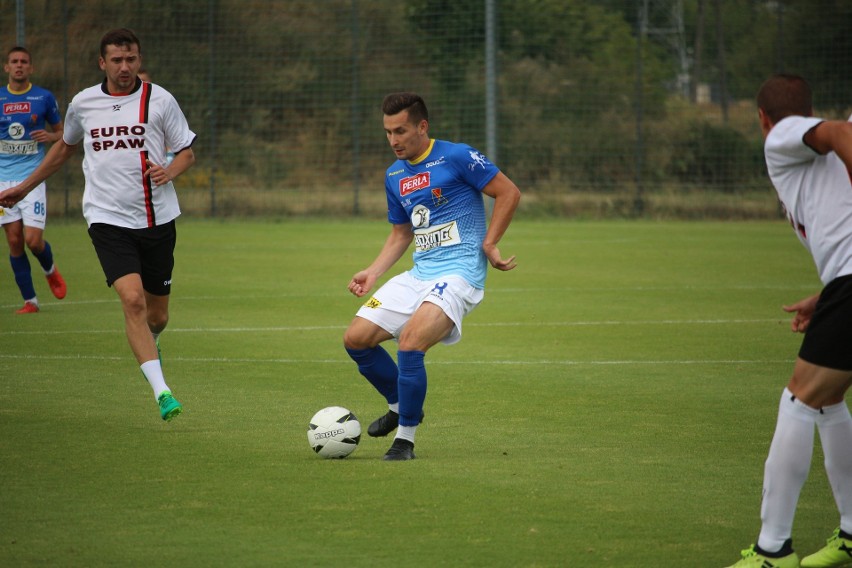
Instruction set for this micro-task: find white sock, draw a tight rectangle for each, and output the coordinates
[140,360,170,399]
[389,402,399,414]
[758,388,817,553]
[817,400,852,535]
[25,297,38,307]
[396,425,416,443]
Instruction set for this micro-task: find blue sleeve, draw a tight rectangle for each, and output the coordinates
[46,91,61,125]
[385,176,409,224]
[452,143,499,192]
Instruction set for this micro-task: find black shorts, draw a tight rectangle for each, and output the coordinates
[798,273,852,371]
[87,221,176,296]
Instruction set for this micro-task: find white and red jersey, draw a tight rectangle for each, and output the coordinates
[764,114,852,285]
[63,80,196,229]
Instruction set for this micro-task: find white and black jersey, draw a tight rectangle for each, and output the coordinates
[764,114,852,285]
[63,80,196,229]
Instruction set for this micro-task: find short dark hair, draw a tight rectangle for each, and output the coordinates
[382,92,428,124]
[756,74,813,124]
[7,46,31,62]
[100,28,141,58]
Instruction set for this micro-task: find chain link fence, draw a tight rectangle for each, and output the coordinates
[3,0,851,219]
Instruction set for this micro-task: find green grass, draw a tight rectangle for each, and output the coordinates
[0,218,840,567]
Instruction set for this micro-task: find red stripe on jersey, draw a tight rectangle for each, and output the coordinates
[140,150,155,227]
[138,82,151,124]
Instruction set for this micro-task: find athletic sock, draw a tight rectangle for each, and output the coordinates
[33,241,54,273]
[10,253,36,301]
[346,346,399,403]
[758,388,817,553]
[816,399,852,535]
[397,350,426,427]
[140,359,170,399]
[396,425,417,443]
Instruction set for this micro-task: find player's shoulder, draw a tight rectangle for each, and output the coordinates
[28,84,55,97]
[767,115,824,148]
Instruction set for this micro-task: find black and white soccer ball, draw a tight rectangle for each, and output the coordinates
[307,406,361,459]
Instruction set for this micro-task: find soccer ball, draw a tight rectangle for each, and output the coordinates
[307,406,361,459]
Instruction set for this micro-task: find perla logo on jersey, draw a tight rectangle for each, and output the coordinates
[90,125,146,151]
[4,102,30,115]
[399,172,430,196]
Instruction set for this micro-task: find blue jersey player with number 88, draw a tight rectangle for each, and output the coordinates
[0,47,66,314]
[343,92,521,461]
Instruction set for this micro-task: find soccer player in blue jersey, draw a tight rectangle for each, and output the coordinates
[344,92,521,461]
[0,47,66,313]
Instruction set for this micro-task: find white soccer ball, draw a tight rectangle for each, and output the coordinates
[307,406,361,459]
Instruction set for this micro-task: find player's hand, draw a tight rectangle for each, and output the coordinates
[348,270,375,298]
[29,129,50,143]
[782,293,820,333]
[0,185,26,207]
[145,160,173,186]
[483,244,517,271]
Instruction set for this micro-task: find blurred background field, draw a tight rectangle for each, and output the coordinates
[1,0,850,220]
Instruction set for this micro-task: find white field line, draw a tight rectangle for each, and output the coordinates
[0,281,817,311]
[0,352,790,366]
[0,318,785,336]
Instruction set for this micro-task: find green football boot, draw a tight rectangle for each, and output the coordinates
[801,529,852,568]
[158,391,182,421]
[726,544,800,568]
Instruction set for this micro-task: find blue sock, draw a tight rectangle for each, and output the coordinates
[33,240,54,273]
[397,350,426,427]
[346,345,399,404]
[10,254,36,300]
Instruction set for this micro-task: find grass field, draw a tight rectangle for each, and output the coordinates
[0,218,841,567]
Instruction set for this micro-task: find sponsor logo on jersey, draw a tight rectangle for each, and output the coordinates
[423,156,445,168]
[399,172,430,196]
[413,221,461,252]
[468,150,489,171]
[3,102,30,115]
[388,168,404,177]
[411,204,430,228]
[90,125,147,151]
[8,122,25,139]
[431,188,448,207]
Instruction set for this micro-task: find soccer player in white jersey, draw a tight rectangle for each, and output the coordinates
[1,46,66,313]
[726,75,852,568]
[0,29,196,422]
[343,92,521,460]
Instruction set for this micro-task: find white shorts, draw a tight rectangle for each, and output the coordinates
[0,181,48,229]
[356,271,484,345]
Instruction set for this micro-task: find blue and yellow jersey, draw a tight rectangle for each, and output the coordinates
[0,84,61,181]
[384,139,499,289]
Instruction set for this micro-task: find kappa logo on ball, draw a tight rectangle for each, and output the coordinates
[399,172,430,196]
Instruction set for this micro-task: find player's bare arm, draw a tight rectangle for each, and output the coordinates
[145,148,195,187]
[29,120,64,144]
[782,293,820,333]
[0,139,78,207]
[481,171,521,271]
[348,223,413,297]
[805,120,852,168]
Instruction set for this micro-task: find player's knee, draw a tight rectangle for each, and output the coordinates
[148,312,169,334]
[25,235,44,254]
[343,329,369,351]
